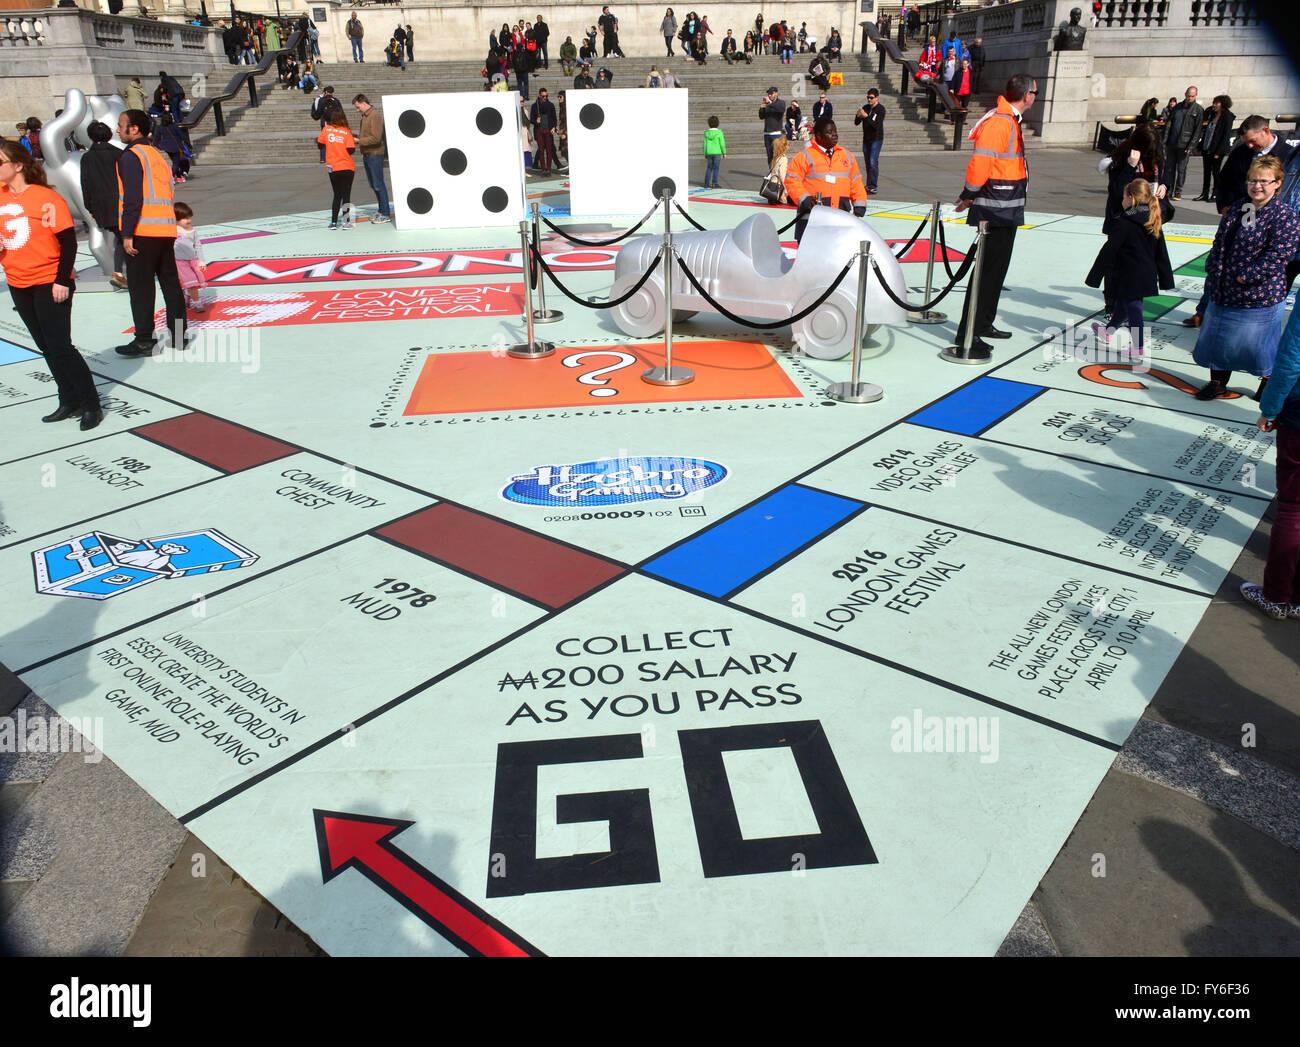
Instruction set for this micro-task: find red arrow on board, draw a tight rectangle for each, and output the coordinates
[313,809,544,957]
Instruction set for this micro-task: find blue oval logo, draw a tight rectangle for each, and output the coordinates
[503,456,728,507]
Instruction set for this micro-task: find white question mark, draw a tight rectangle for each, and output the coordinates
[562,351,638,397]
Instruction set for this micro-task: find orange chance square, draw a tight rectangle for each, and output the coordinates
[403,340,804,414]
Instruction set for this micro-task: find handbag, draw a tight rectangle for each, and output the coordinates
[759,172,783,204]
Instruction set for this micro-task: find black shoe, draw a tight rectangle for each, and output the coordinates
[79,408,104,431]
[1195,379,1226,401]
[954,336,994,359]
[42,405,82,423]
[114,340,156,357]
[1253,378,1268,402]
[980,326,1013,339]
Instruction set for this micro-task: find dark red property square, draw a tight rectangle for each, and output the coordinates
[133,413,298,473]
[378,504,625,609]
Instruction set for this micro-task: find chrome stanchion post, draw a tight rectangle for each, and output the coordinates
[941,220,990,364]
[643,188,694,386]
[908,199,947,324]
[530,203,563,323]
[826,241,884,403]
[508,219,556,359]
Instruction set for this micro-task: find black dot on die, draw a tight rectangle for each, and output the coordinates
[407,188,433,214]
[440,149,467,176]
[482,186,509,213]
[580,104,605,130]
[476,107,504,135]
[398,110,425,138]
[651,176,677,200]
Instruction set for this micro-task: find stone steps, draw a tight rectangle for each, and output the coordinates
[190,54,987,164]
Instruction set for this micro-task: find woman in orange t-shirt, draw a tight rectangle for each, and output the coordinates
[0,141,102,429]
[317,110,356,229]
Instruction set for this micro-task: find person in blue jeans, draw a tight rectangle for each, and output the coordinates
[347,14,364,62]
[352,95,391,222]
[702,115,725,188]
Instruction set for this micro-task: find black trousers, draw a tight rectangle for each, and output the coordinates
[125,235,187,348]
[329,170,355,223]
[956,223,1016,341]
[1199,153,1221,199]
[10,283,100,411]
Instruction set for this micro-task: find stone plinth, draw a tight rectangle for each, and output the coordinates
[1038,48,1094,145]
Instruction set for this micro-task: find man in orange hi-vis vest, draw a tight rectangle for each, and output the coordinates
[783,118,868,242]
[952,73,1035,359]
[114,109,187,358]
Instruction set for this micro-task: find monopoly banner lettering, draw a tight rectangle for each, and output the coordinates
[205,248,620,285]
[139,285,524,332]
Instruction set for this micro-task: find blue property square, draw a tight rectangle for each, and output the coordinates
[0,339,38,366]
[644,485,864,598]
[908,377,1046,437]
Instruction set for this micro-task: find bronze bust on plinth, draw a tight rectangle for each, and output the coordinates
[1054,7,1087,51]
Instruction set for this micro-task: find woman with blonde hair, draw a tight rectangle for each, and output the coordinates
[765,136,792,204]
[1193,155,1300,401]
[1084,178,1174,356]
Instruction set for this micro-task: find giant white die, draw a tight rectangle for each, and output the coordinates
[382,92,528,230]
[568,89,690,217]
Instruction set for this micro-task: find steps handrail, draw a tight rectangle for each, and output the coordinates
[182,27,306,136]
[859,21,968,151]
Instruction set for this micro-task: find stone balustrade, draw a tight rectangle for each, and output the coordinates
[0,7,225,129]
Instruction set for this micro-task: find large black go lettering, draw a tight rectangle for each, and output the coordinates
[486,735,659,898]
[485,720,875,898]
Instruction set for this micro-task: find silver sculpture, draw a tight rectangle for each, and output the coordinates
[609,206,908,359]
[40,88,128,279]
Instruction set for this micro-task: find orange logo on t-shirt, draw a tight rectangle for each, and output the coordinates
[0,185,73,288]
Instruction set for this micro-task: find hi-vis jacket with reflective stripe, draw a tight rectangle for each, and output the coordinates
[117,142,176,239]
[960,95,1027,227]
[784,142,867,211]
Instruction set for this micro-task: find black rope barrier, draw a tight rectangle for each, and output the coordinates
[672,253,857,330]
[537,201,661,247]
[529,243,665,310]
[936,221,966,280]
[527,233,539,290]
[673,202,708,231]
[870,249,976,314]
[892,215,932,258]
[672,201,924,251]
[675,200,798,236]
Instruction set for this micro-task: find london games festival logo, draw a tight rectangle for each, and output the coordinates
[502,456,728,507]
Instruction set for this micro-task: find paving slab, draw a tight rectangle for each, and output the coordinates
[1033,769,1300,957]
[123,832,322,957]
[0,751,187,956]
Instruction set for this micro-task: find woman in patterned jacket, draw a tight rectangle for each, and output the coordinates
[1192,156,1300,401]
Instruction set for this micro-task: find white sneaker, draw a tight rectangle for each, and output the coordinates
[1288,603,1300,620]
